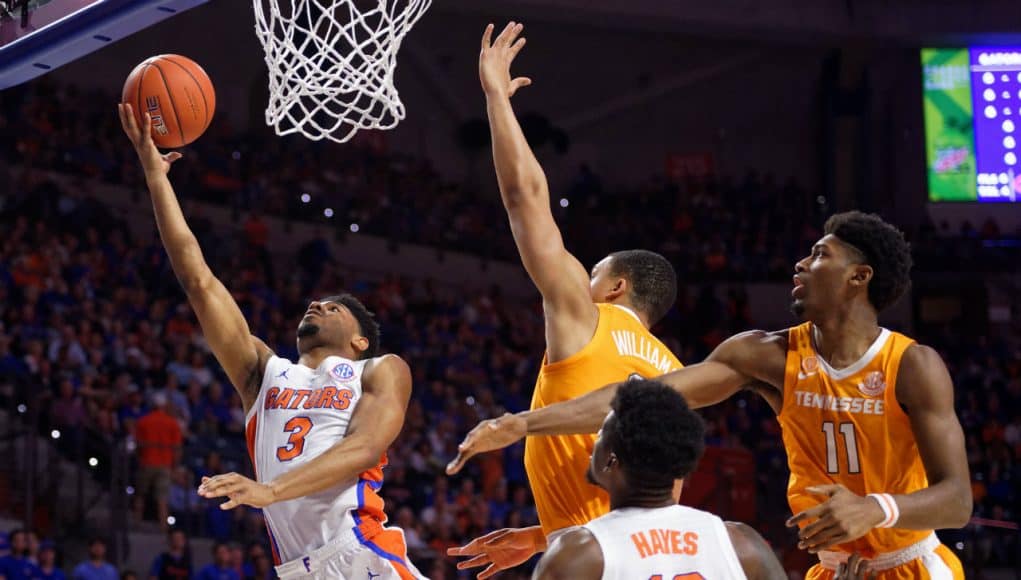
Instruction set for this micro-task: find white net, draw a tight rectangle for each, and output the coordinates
[253,0,431,143]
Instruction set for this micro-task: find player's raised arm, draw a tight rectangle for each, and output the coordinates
[447,330,782,474]
[480,22,596,356]
[119,104,271,412]
[198,354,412,508]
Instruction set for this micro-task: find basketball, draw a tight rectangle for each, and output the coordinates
[121,54,215,148]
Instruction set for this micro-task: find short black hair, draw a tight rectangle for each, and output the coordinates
[607,250,678,325]
[823,212,912,312]
[606,379,705,487]
[321,293,380,359]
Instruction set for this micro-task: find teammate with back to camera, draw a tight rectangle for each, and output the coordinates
[446,21,687,578]
[532,380,786,579]
[118,104,425,580]
[451,211,972,579]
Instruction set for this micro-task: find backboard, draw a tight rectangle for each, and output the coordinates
[0,0,208,90]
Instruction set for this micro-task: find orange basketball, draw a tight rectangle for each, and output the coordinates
[122,54,215,148]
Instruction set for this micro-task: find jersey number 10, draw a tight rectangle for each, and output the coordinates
[822,421,860,474]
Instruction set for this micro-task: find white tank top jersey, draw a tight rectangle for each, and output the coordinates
[245,355,392,565]
[581,505,748,580]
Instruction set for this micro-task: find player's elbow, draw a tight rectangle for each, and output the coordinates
[938,479,973,528]
[949,487,973,528]
[501,181,546,209]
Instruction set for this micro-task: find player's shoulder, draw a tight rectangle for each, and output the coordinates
[537,528,603,580]
[724,521,785,580]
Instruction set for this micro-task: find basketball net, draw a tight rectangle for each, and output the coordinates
[253,0,431,143]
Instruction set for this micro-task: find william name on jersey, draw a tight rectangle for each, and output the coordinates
[610,330,675,373]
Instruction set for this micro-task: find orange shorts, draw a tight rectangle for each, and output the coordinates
[807,541,963,580]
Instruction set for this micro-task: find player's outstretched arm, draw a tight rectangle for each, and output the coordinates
[790,344,972,552]
[531,529,603,580]
[119,104,271,411]
[726,522,787,580]
[481,22,596,360]
[447,331,782,475]
[198,355,412,509]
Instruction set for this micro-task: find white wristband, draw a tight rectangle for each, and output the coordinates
[867,493,900,528]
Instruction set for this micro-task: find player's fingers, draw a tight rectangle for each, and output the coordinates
[446,449,470,475]
[481,23,494,50]
[508,77,532,97]
[141,112,154,144]
[787,504,825,527]
[509,37,527,58]
[481,530,512,546]
[797,512,833,540]
[120,104,139,139]
[505,23,524,47]
[799,524,842,552]
[456,554,492,570]
[165,152,183,164]
[498,21,518,46]
[448,539,482,556]
[477,562,502,580]
[219,497,240,510]
[806,484,844,497]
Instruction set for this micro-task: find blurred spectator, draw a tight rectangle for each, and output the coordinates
[0,530,42,580]
[37,541,66,580]
[147,529,191,580]
[72,538,117,580]
[135,392,183,529]
[195,543,240,580]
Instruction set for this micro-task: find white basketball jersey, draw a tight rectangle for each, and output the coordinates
[581,505,747,580]
[245,355,390,565]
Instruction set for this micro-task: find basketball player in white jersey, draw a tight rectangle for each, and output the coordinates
[119,104,424,580]
[534,380,785,579]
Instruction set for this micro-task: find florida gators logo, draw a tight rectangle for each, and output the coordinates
[858,371,886,397]
[331,363,355,381]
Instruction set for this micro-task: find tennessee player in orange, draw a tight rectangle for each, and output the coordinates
[444,21,683,578]
[535,380,786,579]
[453,212,972,578]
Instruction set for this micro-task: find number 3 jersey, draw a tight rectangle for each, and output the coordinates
[244,355,388,565]
[779,322,931,557]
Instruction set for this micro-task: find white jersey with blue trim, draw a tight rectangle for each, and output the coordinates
[245,354,391,565]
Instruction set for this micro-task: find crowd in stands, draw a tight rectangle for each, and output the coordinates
[2,80,1020,283]
[0,79,1018,579]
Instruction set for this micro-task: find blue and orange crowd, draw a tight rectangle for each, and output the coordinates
[0,80,1018,579]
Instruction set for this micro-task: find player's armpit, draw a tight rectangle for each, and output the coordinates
[889,344,972,529]
[183,274,272,410]
[265,355,412,504]
[532,529,603,580]
[725,522,787,580]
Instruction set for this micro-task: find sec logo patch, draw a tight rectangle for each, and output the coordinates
[331,363,356,381]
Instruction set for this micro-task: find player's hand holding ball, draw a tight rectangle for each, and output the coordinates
[479,21,532,99]
[118,103,183,177]
[446,412,527,475]
[786,484,887,553]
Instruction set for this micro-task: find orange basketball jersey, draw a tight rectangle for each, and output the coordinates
[779,322,931,557]
[524,303,683,536]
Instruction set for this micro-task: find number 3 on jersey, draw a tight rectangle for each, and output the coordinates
[277,417,313,461]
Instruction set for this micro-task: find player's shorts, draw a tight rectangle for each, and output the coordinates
[274,527,426,580]
[809,533,964,580]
